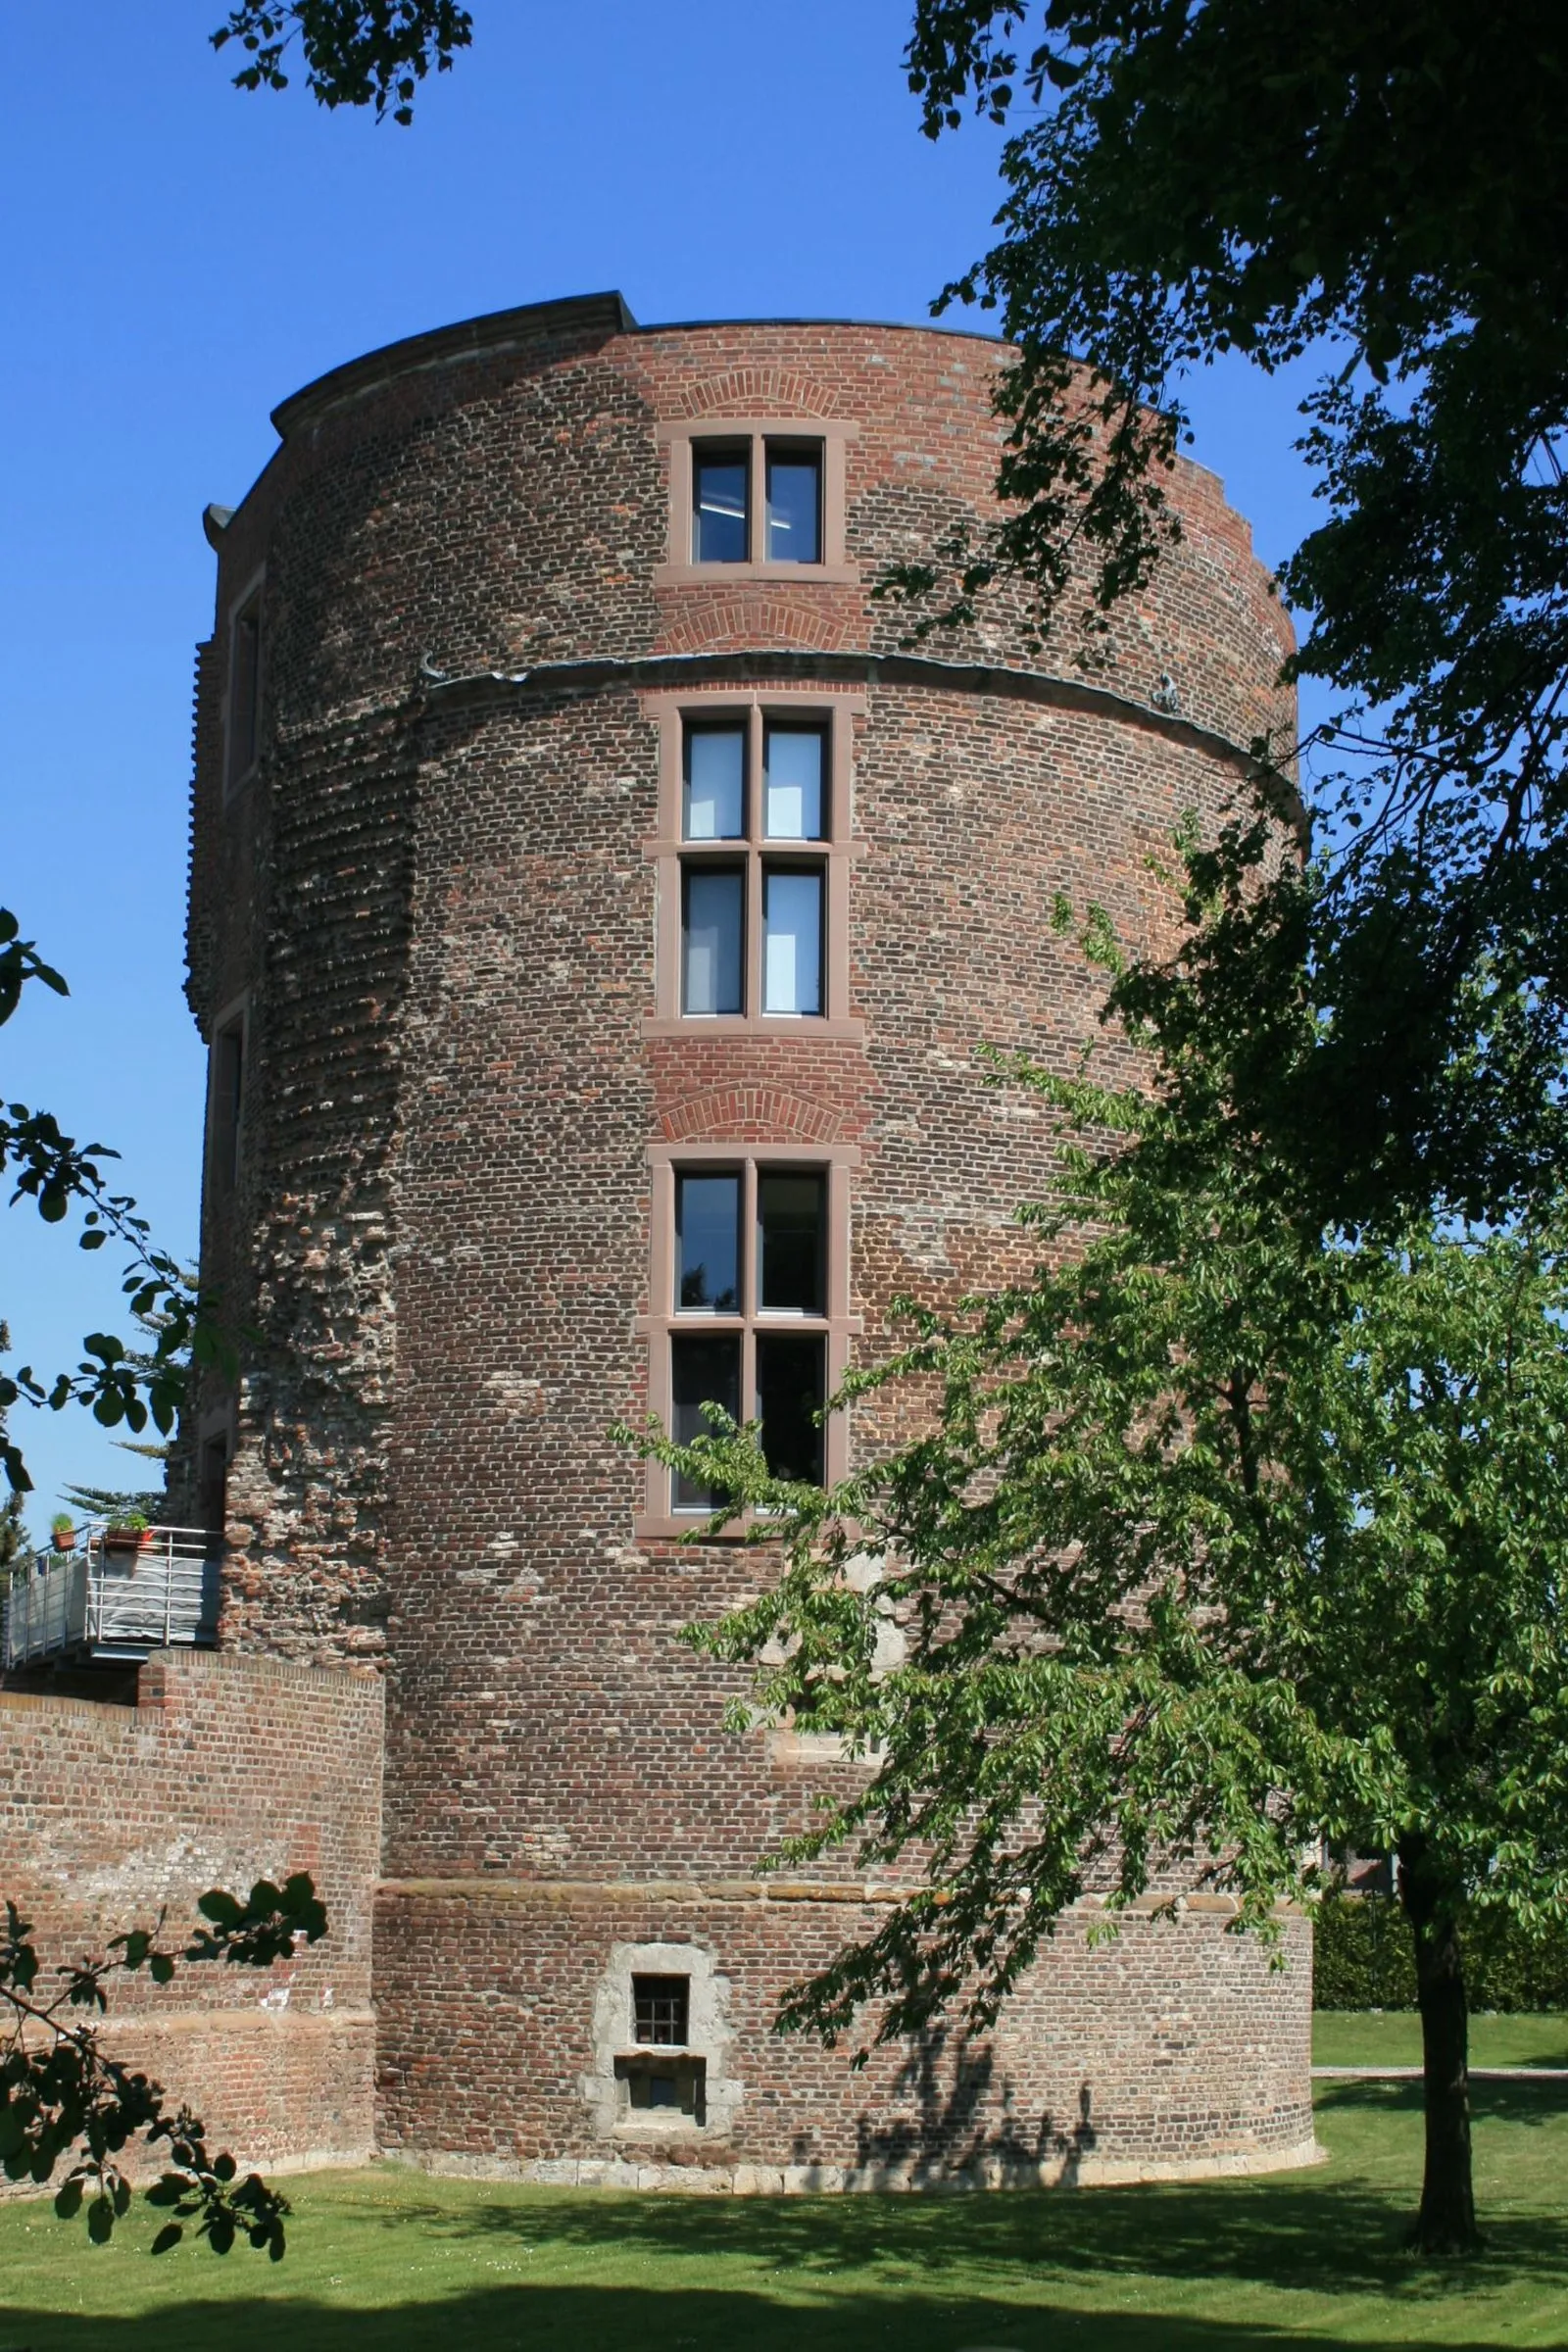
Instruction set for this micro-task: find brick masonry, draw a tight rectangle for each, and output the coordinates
[1,1648,382,2175]
[151,295,1318,2184]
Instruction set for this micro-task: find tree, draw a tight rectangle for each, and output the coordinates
[627,830,1568,2256]
[0,909,227,1499]
[2,1872,325,2255]
[893,1,1568,1230]
[211,2,471,122]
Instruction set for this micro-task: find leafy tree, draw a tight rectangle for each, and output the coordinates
[628,832,1568,2256]
[894,1,1568,1229]
[1,910,227,1498]
[212,1,471,122]
[2,1872,325,2255]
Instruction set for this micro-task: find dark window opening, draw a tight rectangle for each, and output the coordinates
[227,595,262,788]
[615,2051,707,2122]
[758,1172,825,1314]
[670,1334,741,1510]
[633,1974,691,2046]
[693,445,749,564]
[197,1434,229,1536]
[756,1331,826,1485]
[765,442,821,564]
[211,1018,244,1193]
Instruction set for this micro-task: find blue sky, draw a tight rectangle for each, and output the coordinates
[0,1,1326,1526]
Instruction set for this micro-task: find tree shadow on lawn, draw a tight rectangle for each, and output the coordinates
[0,2278,1546,2352]
[359,2082,1567,2308]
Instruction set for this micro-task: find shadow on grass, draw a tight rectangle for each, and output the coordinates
[331,2084,1568,2306]
[0,2279,1546,2352]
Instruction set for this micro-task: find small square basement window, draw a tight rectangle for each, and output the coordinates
[632,1973,690,2046]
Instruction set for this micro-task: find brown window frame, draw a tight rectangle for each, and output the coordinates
[642,689,866,1041]
[222,570,266,801]
[635,1142,860,1540]
[655,417,858,586]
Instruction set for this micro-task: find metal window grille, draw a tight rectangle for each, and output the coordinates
[632,1974,690,2046]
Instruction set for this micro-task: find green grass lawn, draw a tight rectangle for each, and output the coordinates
[1,2080,1564,2351]
[1314,2011,1568,2072]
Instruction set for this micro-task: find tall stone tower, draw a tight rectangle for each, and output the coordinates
[185,293,1314,2187]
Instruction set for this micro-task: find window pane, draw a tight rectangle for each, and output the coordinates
[694,447,749,563]
[683,726,745,840]
[671,1333,742,1508]
[762,867,823,1014]
[758,1172,826,1314]
[632,1975,690,2046]
[682,866,744,1014]
[677,1173,740,1311]
[765,448,821,563]
[756,1333,826,1485]
[763,726,824,840]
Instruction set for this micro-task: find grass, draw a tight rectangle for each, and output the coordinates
[1314,2012,1568,2072]
[1,2079,1564,2350]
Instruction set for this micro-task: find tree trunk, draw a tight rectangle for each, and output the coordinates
[1398,1836,1481,2255]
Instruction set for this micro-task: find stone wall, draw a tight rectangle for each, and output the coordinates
[0,1647,382,2173]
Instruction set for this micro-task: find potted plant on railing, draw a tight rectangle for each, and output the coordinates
[102,1512,151,1555]
[50,1513,76,1553]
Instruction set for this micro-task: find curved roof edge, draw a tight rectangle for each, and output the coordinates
[269,291,1011,442]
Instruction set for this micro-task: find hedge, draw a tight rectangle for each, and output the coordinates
[1313,1890,1568,2011]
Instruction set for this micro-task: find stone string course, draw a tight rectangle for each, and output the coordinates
[19,298,1315,2189]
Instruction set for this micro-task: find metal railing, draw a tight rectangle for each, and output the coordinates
[3,1523,221,1668]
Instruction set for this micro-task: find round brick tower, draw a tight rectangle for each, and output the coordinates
[185,292,1315,2189]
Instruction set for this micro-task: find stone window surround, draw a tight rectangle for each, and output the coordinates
[641,686,866,1042]
[582,1937,742,2143]
[634,1139,861,1542]
[221,564,267,803]
[205,990,250,1200]
[654,417,860,586]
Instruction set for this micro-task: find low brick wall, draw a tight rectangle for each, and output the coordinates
[1,1647,382,2175]
[374,1879,1316,2190]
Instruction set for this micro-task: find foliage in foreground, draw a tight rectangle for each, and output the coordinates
[627,832,1568,2255]
[897,1,1568,1232]
[1,1874,325,2257]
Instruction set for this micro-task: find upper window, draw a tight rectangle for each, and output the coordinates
[656,417,858,585]
[680,718,828,1019]
[224,581,264,796]
[691,438,821,565]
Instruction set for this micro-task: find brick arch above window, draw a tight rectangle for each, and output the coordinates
[665,368,850,422]
[659,1086,853,1147]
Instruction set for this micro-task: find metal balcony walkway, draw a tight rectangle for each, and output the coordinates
[3,1524,221,1667]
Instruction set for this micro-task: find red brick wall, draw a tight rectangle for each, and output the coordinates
[177,300,1311,2184]
[0,1648,382,2173]
[375,1882,1314,2189]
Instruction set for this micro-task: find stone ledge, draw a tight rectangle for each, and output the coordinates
[381,2134,1327,2196]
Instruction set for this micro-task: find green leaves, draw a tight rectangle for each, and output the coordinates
[1,1879,321,2255]
[211,2,473,124]
[902,1,1568,1226]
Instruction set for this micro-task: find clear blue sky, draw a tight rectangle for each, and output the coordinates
[0,1,1326,1529]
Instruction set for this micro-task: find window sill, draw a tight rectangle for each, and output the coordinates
[642,1013,865,1043]
[653,560,860,590]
